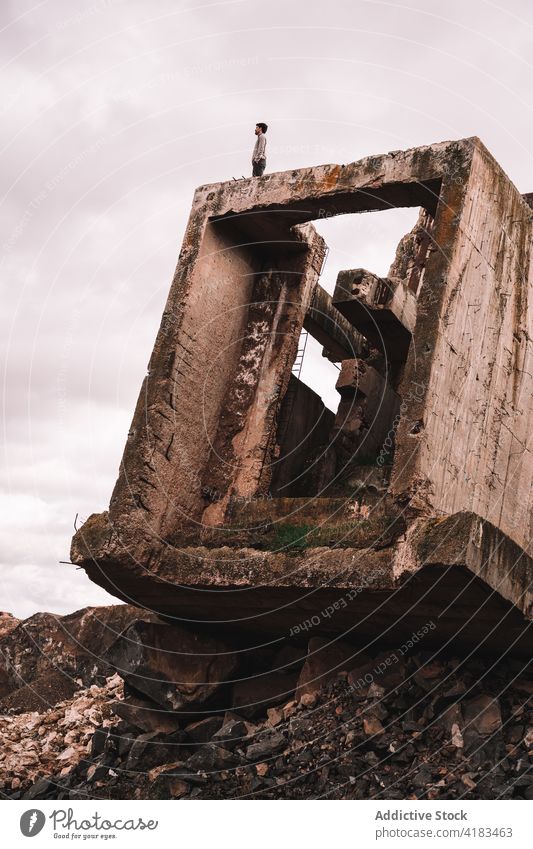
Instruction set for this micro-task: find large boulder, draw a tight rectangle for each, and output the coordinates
[110,693,183,735]
[105,620,238,712]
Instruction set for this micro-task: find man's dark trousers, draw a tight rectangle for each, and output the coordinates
[252,158,266,176]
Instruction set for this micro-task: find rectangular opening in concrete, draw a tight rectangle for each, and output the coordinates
[267,203,435,500]
[179,172,444,530]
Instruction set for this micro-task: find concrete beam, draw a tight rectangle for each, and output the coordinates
[303,283,365,362]
[201,224,327,527]
[332,269,417,363]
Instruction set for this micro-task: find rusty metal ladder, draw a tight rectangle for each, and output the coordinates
[292,329,308,380]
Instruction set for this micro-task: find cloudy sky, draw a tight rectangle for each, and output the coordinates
[1,0,532,619]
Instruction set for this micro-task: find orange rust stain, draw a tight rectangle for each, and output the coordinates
[320,164,342,192]
[294,164,341,197]
[433,181,464,243]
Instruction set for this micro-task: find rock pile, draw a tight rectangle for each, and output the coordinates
[0,612,20,641]
[0,674,122,797]
[1,607,531,801]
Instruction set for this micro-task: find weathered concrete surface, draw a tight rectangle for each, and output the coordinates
[270,375,335,497]
[201,224,327,525]
[227,490,395,527]
[296,637,371,698]
[389,142,533,557]
[333,359,401,463]
[387,207,436,295]
[105,620,238,712]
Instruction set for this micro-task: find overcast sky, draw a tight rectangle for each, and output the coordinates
[1,0,532,619]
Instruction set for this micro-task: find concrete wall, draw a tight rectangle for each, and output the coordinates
[392,143,533,553]
[108,214,261,542]
[270,375,336,497]
[200,224,327,526]
[108,202,326,542]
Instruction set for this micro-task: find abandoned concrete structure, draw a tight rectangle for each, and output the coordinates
[71,137,533,657]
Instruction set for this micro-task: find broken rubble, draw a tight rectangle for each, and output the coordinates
[111,694,182,735]
[212,720,248,750]
[246,730,286,761]
[0,673,123,795]
[185,717,224,746]
[3,642,532,801]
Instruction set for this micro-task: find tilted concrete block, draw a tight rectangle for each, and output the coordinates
[68,137,533,653]
[333,269,417,362]
[333,359,401,460]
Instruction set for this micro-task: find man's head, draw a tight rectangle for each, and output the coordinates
[255,122,268,135]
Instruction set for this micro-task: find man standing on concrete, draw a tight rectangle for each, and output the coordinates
[252,123,268,176]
